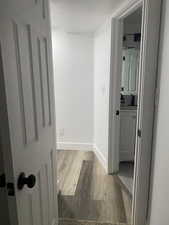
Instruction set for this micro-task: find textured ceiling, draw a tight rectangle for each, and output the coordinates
[50,0,126,33]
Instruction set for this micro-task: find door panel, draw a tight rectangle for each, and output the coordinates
[17,153,56,225]
[13,22,38,144]
[119,111,137,161]
[0,1,58,225]
[40,37,52,126]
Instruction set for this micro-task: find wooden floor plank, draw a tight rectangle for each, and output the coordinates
[90,156,106,201]
[75,160,93,199]
[121,189,132,224]
[57,150,94,195]
[57,150,76,195]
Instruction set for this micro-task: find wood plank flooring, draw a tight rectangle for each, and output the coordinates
[57,150,131,224]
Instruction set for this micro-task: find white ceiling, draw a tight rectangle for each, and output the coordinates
[50,0,126,33]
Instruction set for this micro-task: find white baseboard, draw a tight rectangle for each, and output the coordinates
[94,145,108,173]
[57,142,94,151]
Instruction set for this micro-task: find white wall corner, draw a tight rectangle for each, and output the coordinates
[57,142,94,151]
[93,145,108,173]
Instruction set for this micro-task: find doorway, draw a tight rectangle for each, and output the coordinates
[108,1,161,225]
[50,1,135,224]
[118,7,142,196]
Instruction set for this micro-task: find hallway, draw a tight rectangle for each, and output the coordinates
[57,151,131,225]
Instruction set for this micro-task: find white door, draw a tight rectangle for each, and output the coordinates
[0,1,58,225]
[108,18,123,173]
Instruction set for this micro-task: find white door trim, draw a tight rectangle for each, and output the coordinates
[108,1,162,225]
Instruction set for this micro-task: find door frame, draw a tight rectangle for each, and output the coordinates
[108,0,162,225]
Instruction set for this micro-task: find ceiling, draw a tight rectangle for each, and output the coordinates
[50,0,126,33]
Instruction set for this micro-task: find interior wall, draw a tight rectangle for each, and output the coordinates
[94,20,112,170]
[149,0,169,224]
[52,30,94,150]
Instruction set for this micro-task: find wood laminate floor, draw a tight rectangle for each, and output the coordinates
[57,150,131,225]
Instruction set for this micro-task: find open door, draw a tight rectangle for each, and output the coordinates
[108,18,123,174]
[0,1,58,225]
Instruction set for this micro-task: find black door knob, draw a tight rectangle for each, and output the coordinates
[17,173,36,190]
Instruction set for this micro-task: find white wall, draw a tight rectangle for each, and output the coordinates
[149,0,169,224]
[52,21,113,169]
[94,20,112,169]
[52,30,94,150]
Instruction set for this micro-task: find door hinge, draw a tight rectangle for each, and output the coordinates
[0,173,6,188]
[137,129,142,138]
